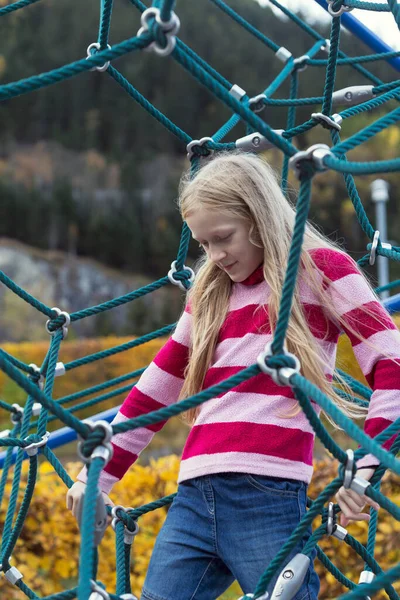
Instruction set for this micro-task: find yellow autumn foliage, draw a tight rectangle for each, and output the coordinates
[0,457,399,599]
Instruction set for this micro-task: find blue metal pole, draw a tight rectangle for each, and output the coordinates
[314,0,400,73]
[0,405,120,469]
[384,292,400,314]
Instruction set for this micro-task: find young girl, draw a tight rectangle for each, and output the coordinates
[67,152,399,600]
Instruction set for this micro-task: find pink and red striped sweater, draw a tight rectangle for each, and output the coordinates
[78,248,400,494]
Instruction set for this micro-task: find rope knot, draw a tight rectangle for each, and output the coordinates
[137,7,180,57]
[168,261,195,291]
[186,137,215,160]
[257,342,301,386]
[45,307,70,340]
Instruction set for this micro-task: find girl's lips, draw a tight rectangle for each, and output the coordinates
[224,262,237,271]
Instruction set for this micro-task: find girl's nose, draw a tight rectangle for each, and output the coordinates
[210,248,227,263]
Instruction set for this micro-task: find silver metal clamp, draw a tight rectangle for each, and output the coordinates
[236,130,284,153]
[23,431,50,457]
[77,419,114,466]
[327,0,353,16]
[45,307,70,340]
[248,93,267,113]
[311,112,342,131]
[270,554,310,600]
[86,42,112,72]
[186,136,214,160]
[332,85,374,107]
[28,364,45,390]
[293,54,310,72]
[288,144,332,179]
[111,505,140,545]
[168,260,195,291]
[76,491,109,547]
[11,403,24,424]
[257,341,300,386]
[369,230,392,266]
[137,7,180,57]
[89,580,110,600]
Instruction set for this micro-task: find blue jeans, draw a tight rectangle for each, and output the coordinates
[141,473,320,600]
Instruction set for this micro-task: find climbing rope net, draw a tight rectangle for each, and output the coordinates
[0,0,400,598]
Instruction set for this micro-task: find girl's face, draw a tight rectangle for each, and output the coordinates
[186,207,264,283]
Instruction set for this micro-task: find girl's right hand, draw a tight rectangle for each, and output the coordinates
[66,481,115,521]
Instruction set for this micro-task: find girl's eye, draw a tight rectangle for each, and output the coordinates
[198,234,232,249]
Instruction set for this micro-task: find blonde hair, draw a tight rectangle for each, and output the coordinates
[175,151,396,427]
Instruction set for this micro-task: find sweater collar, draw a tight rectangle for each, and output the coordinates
[239,262,264,286]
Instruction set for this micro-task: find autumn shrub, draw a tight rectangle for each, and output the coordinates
[0,456,398,600]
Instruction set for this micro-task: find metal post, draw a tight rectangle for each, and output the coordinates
[371,179,390,300]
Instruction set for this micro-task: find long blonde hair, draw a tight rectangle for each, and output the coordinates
[176,151,396,427]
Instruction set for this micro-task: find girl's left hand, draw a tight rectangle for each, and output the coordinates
[335,467,380,527]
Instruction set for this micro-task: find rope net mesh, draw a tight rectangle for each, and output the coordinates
[0,0,399,598]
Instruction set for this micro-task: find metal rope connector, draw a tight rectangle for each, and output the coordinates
[311,112,342,131]
[4,566,23,585]
[89,580,110,600]
[186,137,214,160]
[77,419,114,466]
[327,0,353,16]
[86,42,111,72]
[358,570,374,600]
[45,307,70,340]
[248,93,267,113]
[111,505,140,545]
[275,46,292,63]
[137,7,180,57]
[23,431,50,457]
[229,84,247,101]
[288,144,332,179]
[76,489,109,547]
[293,54,310,72]
[10,403,23,424]
[344,449,372,495]
[168,260,195,291]
[270,554,310,600]
[257,342,300,386]
[369,230,392,266]
[28,364,45,389]
[332,85,374,107]
[236,131,284,153]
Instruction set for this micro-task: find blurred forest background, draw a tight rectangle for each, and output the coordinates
[0,0,399,343]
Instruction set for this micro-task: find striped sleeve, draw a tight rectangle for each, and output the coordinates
[77,303,192,494]
[312,248,400,469]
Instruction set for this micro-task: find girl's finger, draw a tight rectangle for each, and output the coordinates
[341,512,370,526]
[364,496,380,511]
[338,492,364,515]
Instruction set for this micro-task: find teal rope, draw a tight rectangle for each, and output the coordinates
[308,50,400,65]
[322,16,341,117]
[159,0,176,23]
[333,106,400,155]
[272,175,312,353]
[98,0,114,49]
[0,0,41,15]
[268,0,382,85]
[387,0,400,27]
[324,154,400,174]
[208,0,280,53]
[1,455,38,569]
[281,71,298,195]
[1,396,35,558]
[345,0,398,10]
